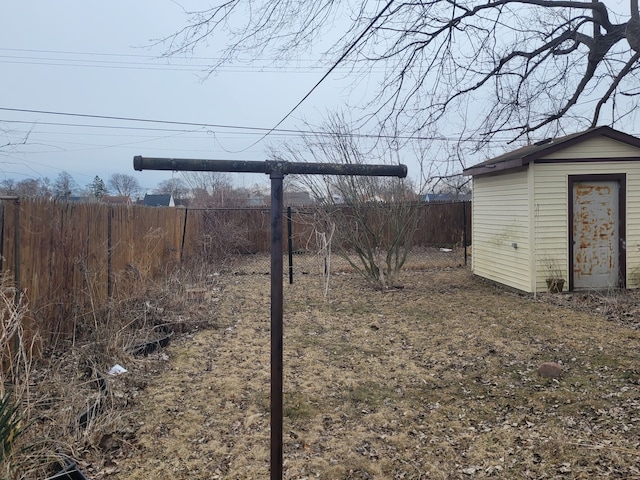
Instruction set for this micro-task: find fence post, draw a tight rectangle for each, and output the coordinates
[107,209,112,298]
[13,199,20,357]
[463,201,468,266]
[287,207,293,285]
[0,202,4,273]
[180,208,189,262]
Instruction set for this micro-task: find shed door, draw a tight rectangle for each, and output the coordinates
[571,180,620,289]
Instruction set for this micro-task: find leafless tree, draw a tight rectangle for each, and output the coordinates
[52,172,78,200]
[0,179,17,196]
[154,178,189,199]
[180,171,233,207]
[0,123,32,152]
[272,115,419,289]
[108,173,141,198]
[164,0,640,150]
[15,178,51,198]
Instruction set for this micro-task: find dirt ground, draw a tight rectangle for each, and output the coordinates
[25,252,640,479]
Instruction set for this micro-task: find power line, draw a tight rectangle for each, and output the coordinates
[0,107,290,132]
[0,47,328,63]
[0,106,453,141]
[239,0,397,151]
[0,48,375,73]
[0,118,295,138]
[0,58,338,74]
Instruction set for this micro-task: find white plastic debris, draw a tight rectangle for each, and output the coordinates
[108,364,128,376]
[439,248,453,252]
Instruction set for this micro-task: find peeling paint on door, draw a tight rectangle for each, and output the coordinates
[572,181,619,289]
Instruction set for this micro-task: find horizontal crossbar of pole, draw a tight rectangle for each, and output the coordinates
[133,156,407,178]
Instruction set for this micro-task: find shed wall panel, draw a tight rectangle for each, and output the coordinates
[472,170,530,291]
[533,161,640,290]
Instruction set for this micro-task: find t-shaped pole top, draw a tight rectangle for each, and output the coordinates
[133,156,407,178]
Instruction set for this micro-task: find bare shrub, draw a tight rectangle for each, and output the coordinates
[276,115,420,289]
[0,249,223,478]
[0,280,37,479]
[197,210,253,261]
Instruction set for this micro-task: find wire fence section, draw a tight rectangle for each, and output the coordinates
[225,246,469,278]
[195,201,470,255]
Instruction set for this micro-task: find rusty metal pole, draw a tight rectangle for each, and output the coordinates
[133,156,407,479]
[270,167,284,480]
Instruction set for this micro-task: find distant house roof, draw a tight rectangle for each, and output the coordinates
[142,194,174,207]
[247,194,267,207]
[101,195,132,205]
[463,126,640,176]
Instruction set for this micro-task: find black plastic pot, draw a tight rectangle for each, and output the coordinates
[128,324,174,356]
[128,334,171,356]
[45,457,89,480]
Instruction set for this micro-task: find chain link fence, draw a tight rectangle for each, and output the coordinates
[219,246,469,278]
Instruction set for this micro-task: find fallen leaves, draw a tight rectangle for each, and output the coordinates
[54,260,640,479]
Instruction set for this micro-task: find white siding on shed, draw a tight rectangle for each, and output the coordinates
[472,168,531,291]
[534,159,640,290]
[534,136,640,290]
[541,137,640,160]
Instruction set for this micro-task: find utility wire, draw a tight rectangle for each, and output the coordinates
[0,107,289,132]
[0,47,330,63]
[0,106,456,141]
[237,0,396,151]
[0,118,297,137]
[0,48,379,73]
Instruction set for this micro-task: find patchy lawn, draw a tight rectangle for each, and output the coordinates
[108,263,640,479]
[12,249,640,479]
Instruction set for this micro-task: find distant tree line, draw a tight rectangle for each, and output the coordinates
[0,167,468,207]
[0,172,144,200]
[0,171,271,207]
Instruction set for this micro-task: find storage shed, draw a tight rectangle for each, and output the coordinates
[463,126,640,293]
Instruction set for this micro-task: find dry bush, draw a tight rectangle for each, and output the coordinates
[2,250,223,479]
[197,211,253,262]
[0,280,38,479]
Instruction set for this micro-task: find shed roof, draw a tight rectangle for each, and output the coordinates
[463,126,640,176]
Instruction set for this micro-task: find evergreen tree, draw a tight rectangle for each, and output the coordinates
[89,175,108,199]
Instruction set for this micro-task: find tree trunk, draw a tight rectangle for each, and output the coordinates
[628,0,640,52]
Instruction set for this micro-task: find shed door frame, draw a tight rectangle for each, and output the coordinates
[568,173,626,290]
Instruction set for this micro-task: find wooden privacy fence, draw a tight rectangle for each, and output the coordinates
[0,198,193,346]
[0,198,469,348]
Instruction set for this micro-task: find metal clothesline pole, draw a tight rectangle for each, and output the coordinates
[133,156,407,480]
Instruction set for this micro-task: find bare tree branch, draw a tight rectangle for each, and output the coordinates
[164,0,640,155]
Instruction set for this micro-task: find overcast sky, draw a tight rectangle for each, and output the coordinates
[8,2,631,196]
[0,1,367,193]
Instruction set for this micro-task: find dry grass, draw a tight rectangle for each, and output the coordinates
[6,248,640,479]
[108,256,640,479]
